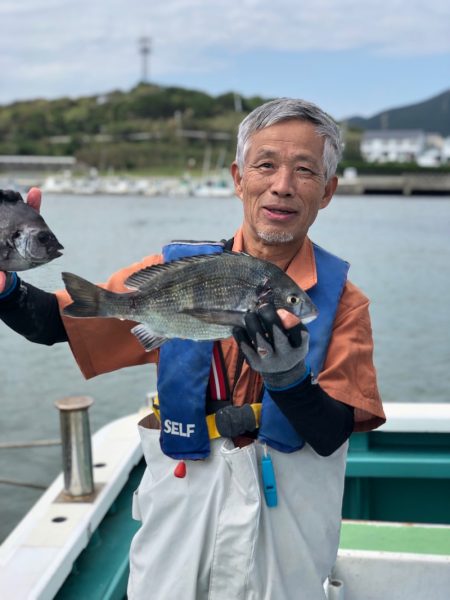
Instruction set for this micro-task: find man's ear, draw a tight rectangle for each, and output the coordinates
[231,162,243,199]
[320,176,338,209]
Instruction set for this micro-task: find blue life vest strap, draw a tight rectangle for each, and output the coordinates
[157,241,224,459]
[257,243,349,452]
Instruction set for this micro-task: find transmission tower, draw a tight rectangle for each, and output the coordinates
[138,36,152,83]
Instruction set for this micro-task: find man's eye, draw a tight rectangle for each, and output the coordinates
[258,162,273,169]
[297,166,313,174]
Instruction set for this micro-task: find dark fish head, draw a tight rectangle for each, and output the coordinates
[257,269,318,324]
[14,226,64,264]
[0,189,64,271]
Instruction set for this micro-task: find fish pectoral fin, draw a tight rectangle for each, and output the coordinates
[180,308,243,327]
[131,324,167,352]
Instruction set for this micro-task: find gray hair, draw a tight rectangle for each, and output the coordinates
[235,98,343,181]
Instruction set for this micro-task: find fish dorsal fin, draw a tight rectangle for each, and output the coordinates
[125,263,179,289]
[124,252,243,290]
[0,190,23,204]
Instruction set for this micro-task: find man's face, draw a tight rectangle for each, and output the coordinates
[231,120,337,253]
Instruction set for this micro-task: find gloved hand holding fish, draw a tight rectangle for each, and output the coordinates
[0,188,63,277]
[62,251,318,351]
[232,303,310,389]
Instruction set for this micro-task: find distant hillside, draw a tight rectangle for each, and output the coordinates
[1,84,448,173]
[0,84,268,173]
[347,89,450,136]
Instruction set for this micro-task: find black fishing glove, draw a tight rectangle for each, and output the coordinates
[215,404,257,437]
[233,304,310,389]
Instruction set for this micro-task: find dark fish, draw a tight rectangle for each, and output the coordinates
[62,251,318,351]
[0,189,63,271]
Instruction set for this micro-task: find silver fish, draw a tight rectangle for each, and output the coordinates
[0,189,63,271]
[62,251,318,350]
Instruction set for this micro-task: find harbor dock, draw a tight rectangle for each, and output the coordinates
[337,173,450,196]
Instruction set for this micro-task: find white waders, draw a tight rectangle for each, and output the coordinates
[128,419,348,600]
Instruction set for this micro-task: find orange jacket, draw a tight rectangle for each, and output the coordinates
[56,229,385,433]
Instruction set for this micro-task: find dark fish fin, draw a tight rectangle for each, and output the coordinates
[125,264,172,289]
[124,254,223,289]
[131,324,167,351]
[181,307,244,327]
[0,190,23,204]
[62,272,110,318]
[256,277,275,306]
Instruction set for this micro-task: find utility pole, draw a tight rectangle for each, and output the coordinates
[138,36,152,83]
[234,93,243,113]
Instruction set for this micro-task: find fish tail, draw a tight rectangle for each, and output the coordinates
[62,272,115,318]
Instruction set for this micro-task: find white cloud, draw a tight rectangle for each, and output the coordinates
[144,0,450,56]
[0,0,448,104]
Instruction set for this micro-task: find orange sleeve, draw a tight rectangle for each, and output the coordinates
[317,281,385,432]
[55,255,163,379]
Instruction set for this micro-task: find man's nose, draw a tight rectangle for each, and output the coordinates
[270,167,294,196]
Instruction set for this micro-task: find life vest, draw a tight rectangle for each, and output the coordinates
[156,241,349,459]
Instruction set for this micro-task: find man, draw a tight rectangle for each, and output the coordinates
[0,98,384,599]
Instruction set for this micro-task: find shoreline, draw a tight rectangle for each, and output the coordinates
[1,173,450,197]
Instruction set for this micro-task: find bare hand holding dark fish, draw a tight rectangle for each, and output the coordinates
[62,251,318,350]
[0,188,63,284]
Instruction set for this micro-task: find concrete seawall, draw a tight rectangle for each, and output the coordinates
[337,174,450,196]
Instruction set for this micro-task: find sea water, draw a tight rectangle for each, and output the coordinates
[1,193,449,541]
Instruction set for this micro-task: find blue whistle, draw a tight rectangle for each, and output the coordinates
[261,452,278,508]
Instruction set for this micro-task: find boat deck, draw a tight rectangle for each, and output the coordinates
[341,520,450,556]
[1,402,449,599]
[336,520,450,600]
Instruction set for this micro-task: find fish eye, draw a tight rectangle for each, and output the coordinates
[287,294,300,305]
[37,231,51,244]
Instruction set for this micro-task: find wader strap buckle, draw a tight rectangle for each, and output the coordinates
[152,395,262,440]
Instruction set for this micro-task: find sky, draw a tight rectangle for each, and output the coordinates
[1,0,449,120]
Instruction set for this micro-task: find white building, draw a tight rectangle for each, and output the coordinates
[442,137,450,164]
[361,130,449,166]
[417,148,443,168]
[361,130,426,163]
